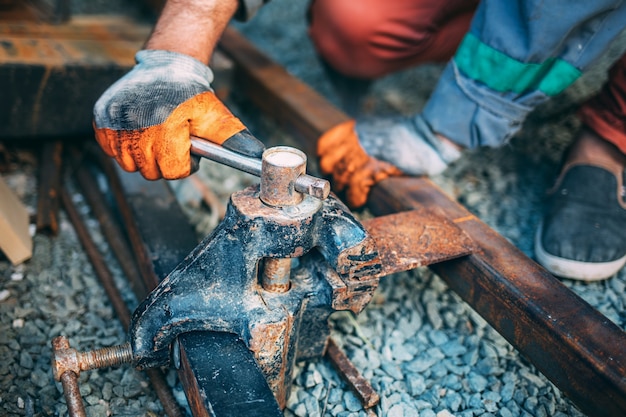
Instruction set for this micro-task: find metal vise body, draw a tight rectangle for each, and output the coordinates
[129,146,381,405]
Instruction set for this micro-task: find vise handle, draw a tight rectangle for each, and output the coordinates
[190,133,330,200]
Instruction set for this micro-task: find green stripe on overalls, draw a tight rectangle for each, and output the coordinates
[454,33,581,96]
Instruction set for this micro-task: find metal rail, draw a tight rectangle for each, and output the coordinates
[217,26,626,417]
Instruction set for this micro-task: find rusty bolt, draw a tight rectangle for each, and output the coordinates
[52,336,134,417]
[52,336,134,381]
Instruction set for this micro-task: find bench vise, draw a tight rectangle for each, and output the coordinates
[129,139,382,406]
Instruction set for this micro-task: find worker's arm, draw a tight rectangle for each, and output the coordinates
[93,0,264,180]
[144,0,237,64]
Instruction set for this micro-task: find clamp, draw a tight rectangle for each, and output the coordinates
[130,136,382,406]
[51,132,474,415]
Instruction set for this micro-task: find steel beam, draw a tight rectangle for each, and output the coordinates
[217,26,626,417]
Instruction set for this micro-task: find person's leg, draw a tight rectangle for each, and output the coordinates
[308,0,478,79]
[536,54,626,280]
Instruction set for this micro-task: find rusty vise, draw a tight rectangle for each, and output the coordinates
[128,136,473,409]
[51,134,473,416]
[130,141,383,406]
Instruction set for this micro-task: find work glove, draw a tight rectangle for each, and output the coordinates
[318,114,462,208]
[94,50,261,180]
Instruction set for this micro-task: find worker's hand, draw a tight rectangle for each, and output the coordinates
[93,50,247,180]
[318,115,462,207]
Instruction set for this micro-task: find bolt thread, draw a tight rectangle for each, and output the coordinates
[79,342,133,371]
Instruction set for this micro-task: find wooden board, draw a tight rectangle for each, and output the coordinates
[0,16,151,138]
[0,175,32,265]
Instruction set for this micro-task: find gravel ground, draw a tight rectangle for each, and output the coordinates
[1,1,626,416]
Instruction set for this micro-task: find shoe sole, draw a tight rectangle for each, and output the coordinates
[535,222,626,281]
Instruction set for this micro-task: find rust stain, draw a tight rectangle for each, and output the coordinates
[31,64,51,133]
[453,214,477,223]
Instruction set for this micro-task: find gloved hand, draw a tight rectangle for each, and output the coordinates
[93,50,251,180]
[318,114,462,207]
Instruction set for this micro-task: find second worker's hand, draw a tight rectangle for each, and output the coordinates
[317,114,463,208]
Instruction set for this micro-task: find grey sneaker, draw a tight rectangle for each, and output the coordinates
[535,163,626,281]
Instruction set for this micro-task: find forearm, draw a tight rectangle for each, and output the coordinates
[144,0,239,64]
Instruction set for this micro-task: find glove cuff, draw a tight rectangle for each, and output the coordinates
[136,49,214,85]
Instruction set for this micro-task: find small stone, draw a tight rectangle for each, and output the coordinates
[444,392,463,411]
[467,373,488,393]
[303,395,320,415]
[391,343,414,362]
[406,375,426,397]
[426,302,443,329]
[436,410,455,417]
[500,382,515,402]
[85,404,109,417]
[292,402,307,417]
[343,390,362,412]
[440,340,467,357]
[19,351,33,369]
[102,382,113,401]
[420,409,436,417]
[499,407,514,417]
[0,290,10,302]
[304,369,322,388]
[524,396,539,414]
[381,361,404,380]
[17,397,24,409]
[12,319,24,328]
[388,404,404,417]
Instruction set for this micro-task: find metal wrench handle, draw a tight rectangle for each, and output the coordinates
[190,136,330,200]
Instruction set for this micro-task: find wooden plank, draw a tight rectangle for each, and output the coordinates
[0,16,151,138]
[0,175,32,265]
[218,26,626,417]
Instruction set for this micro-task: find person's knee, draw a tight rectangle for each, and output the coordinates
[308,0,391,78]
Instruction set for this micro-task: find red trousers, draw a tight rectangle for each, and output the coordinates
[308,0,477,79]
[308,0,626,155]
[579,54,626,154]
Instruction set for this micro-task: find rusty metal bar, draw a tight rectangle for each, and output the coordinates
[95,149,199,289]
[218,26,626,417]
[60,186,132,329]
[36,140,62,235]
[70,149,147,298]
[361,208,474,277]
[60,181,184,417]
[96,153,162,292]
[325,338,379,410]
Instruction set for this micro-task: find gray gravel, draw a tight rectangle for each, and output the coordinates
[2,0,626,416]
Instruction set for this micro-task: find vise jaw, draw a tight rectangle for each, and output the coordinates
[128,146,382,406]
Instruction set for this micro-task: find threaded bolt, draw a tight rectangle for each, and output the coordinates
[52,336,134,382]
[78,342,133,371]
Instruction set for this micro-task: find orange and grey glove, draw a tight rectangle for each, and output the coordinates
[318,114,462,208]
[93,50,261,180]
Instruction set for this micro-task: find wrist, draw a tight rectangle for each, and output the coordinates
[144,0,239,64]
